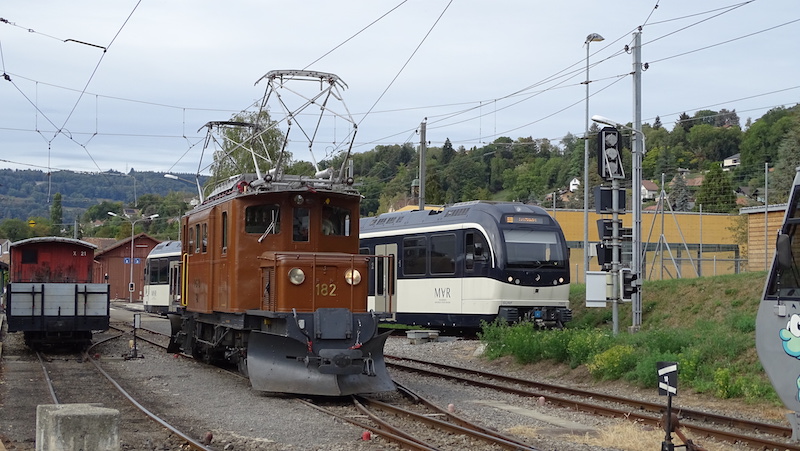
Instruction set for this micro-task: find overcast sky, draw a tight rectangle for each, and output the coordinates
[1,1,798,176]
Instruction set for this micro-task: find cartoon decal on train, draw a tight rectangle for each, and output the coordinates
[756,165,800,438]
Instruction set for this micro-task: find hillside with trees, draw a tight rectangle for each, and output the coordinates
[0,104,798,242]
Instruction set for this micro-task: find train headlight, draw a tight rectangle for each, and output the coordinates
[344,269,362,285]
[288,268,306,285]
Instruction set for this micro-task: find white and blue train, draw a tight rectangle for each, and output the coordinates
[359,201,572,329]
[142,240,182,314]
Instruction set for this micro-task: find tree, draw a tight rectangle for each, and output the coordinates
[440,138,455,165]
[0,218,31,241]
[771,127,800,204]
[50,192,63,236]
[653,116,662,130]
[695,165,735,213]
[670,173,691,211]
[209,110,285,185]
[739,106,798,180]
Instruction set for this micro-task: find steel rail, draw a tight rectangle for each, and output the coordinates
[35,351,60,404]
[356,393,539,451]
[296,398,436,450]
[387,354,792,437]
[86,335,213,451]
[392,381,538,450]
[387,356,799,450]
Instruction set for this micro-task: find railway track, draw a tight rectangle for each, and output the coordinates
[386,354,798,451]
[118,322,543,449]
[300,382,539,450]
[30,336,213,451]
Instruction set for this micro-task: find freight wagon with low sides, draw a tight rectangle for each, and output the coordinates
[4,237,110,348]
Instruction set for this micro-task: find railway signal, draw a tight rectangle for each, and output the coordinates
[597,127,624,180]
[621,269,638,300]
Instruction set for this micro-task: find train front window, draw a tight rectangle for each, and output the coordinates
[322,205,350,236]
[769,223,800,297]
[245,205,280,235]
[293,208,310,242]
[503,229,565,267]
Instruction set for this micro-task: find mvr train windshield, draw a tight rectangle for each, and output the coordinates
[502,229,566,268]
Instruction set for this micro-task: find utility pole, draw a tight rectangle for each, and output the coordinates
[631,29,643,332]
[418,120,426,211]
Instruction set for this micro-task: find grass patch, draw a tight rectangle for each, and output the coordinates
[479,271,780,405]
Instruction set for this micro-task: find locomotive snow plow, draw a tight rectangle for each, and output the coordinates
[247,323,394,396]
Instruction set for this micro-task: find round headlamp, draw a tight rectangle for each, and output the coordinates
[344,269,362,285]
[288,268,306,285]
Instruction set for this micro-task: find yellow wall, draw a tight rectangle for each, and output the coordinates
[548,208,742,282]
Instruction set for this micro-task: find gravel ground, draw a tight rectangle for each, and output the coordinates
[3,309,790,450]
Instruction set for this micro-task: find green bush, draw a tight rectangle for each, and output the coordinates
[565,328,614,368]
[587,345,637,380]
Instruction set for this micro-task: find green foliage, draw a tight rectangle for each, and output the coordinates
[481,273,781,404]
[695,164,735,213]
[587,345,637,380]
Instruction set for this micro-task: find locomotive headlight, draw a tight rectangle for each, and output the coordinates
[288,268,306,285]
[344,269,362,285]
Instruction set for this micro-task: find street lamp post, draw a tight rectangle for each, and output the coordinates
[108,212,159,303]
[164,173,205,203]
[584,32,604,283]
[592,114,646,331]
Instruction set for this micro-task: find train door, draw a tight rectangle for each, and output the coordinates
[169,260,181,310]
[374,243,397,318]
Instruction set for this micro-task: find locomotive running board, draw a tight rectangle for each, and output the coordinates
[246,330,395,396]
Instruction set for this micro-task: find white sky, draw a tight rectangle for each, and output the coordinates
[1,1,798,175]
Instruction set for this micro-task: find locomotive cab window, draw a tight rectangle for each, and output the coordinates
[293,207,310,242]
[245,204,280,235]
[465,231,489,270]
[322,205,350,236]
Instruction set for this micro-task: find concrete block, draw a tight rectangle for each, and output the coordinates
[36,404,120,451]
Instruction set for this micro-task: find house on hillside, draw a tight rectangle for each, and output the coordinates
[723,153,741,171]
[569,177,580,192]
[641,180,660,201]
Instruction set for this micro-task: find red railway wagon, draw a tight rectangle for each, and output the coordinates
[5,237,110,348]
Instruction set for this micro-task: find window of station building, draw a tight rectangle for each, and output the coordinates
[293,208,310,242]
[321,204,350,236]
[245,204,281,235]
[402,236,427,276]
[430,234,456,275]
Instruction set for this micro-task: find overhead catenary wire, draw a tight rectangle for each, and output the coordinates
[0,1,795,176]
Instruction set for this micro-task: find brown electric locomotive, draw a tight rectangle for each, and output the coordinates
[167,70,395,396]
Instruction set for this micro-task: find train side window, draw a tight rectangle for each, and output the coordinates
[293,208,310,241]
[465,232,488,270]
[188,227,195,255]
[21,249,38,264]
[195,224,201,253]
[221,211,228,253]
[245,205,281,235]
[430,234,456,275]
[202,223,208,253]
[403,236,426,276]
